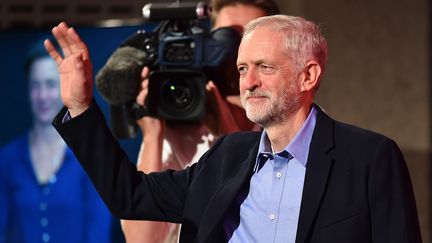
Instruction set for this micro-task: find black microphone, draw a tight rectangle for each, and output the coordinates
[95,45,149,139]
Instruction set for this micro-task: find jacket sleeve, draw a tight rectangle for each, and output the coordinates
[52,101,194,223]
[368,138,422,242]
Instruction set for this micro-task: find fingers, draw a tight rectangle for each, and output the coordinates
[206,80,217,91]
[141,66,150,79]
[136,80,149,106]
[136,67,150,105]
[226,95,244,108]
[67,27,91,62]
[52,22,72,57]
[206,80,223,102]
[136,90,148,106]
[44,39,63,66]
[50,22,89,61]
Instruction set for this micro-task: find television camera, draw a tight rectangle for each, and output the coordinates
[95,2,241,138]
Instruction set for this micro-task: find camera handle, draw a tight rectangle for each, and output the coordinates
[110,104,139,139]
[132,103,151,120]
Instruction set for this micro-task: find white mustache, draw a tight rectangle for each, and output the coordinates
[242,90,270,99]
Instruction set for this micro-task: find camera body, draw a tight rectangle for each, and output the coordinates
[125,2,241,121]
[98,2,241,139]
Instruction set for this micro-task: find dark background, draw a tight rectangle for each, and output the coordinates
[0,26,155,242]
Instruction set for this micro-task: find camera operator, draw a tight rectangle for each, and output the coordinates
[120,1,280,243]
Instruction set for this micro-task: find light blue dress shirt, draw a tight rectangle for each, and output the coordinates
[229,106,317,243]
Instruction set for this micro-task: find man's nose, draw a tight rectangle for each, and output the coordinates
[242,68,261,91]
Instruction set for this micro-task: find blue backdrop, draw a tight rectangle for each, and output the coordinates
[0,24,157,243]
[0,24,156,161]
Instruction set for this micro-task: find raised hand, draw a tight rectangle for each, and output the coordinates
[44,22,93,117]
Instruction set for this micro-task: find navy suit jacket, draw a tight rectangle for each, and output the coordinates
[53,102,422,243]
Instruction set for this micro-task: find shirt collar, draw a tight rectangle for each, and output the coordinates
[257,105,317,167]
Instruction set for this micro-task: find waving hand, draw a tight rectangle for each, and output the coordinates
[44,22,93,117]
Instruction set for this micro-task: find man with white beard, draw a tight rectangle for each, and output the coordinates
[45,14,421,243]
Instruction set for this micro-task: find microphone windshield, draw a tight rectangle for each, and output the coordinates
[95,46,147,105]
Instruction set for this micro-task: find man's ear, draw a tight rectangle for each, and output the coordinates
[300,61,322,92]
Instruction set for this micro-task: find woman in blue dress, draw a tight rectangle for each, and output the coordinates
[0,39,113,243]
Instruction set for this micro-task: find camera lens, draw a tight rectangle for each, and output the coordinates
[147,71,206,121]
[162,80,192,108]
[160,79,199,113]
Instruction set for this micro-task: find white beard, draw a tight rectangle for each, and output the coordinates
[241,80,302,128]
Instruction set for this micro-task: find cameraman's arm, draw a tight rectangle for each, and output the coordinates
[134,67,166,172]
[121,118,170,243]
[121,67,170,243]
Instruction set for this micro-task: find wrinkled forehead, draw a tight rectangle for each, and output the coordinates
[237,27,288,65]
[240,26,284,51]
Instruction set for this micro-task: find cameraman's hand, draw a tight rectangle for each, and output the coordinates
[136,67,166,138]
[205,81,238,135]
[205,81,256,136]
[44,22,93,118]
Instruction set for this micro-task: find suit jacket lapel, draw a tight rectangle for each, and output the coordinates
[196,136,260,242]
[296,105,335,243]
[195,105,336,242]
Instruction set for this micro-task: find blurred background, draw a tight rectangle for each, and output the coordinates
[0,0,429,242]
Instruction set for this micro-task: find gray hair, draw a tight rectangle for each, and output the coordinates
[243,15,328,83]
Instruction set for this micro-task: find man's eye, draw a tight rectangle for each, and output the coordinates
[238,66,247,75]
[259,65,274,74]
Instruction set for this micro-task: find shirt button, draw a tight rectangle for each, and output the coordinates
[40,202,47,211]
[269,214,276,220]
[43,187,50,195]
[49,175,57,184]
[276,172,282,179]
[41,217,49,227]
[42,233,50,242]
